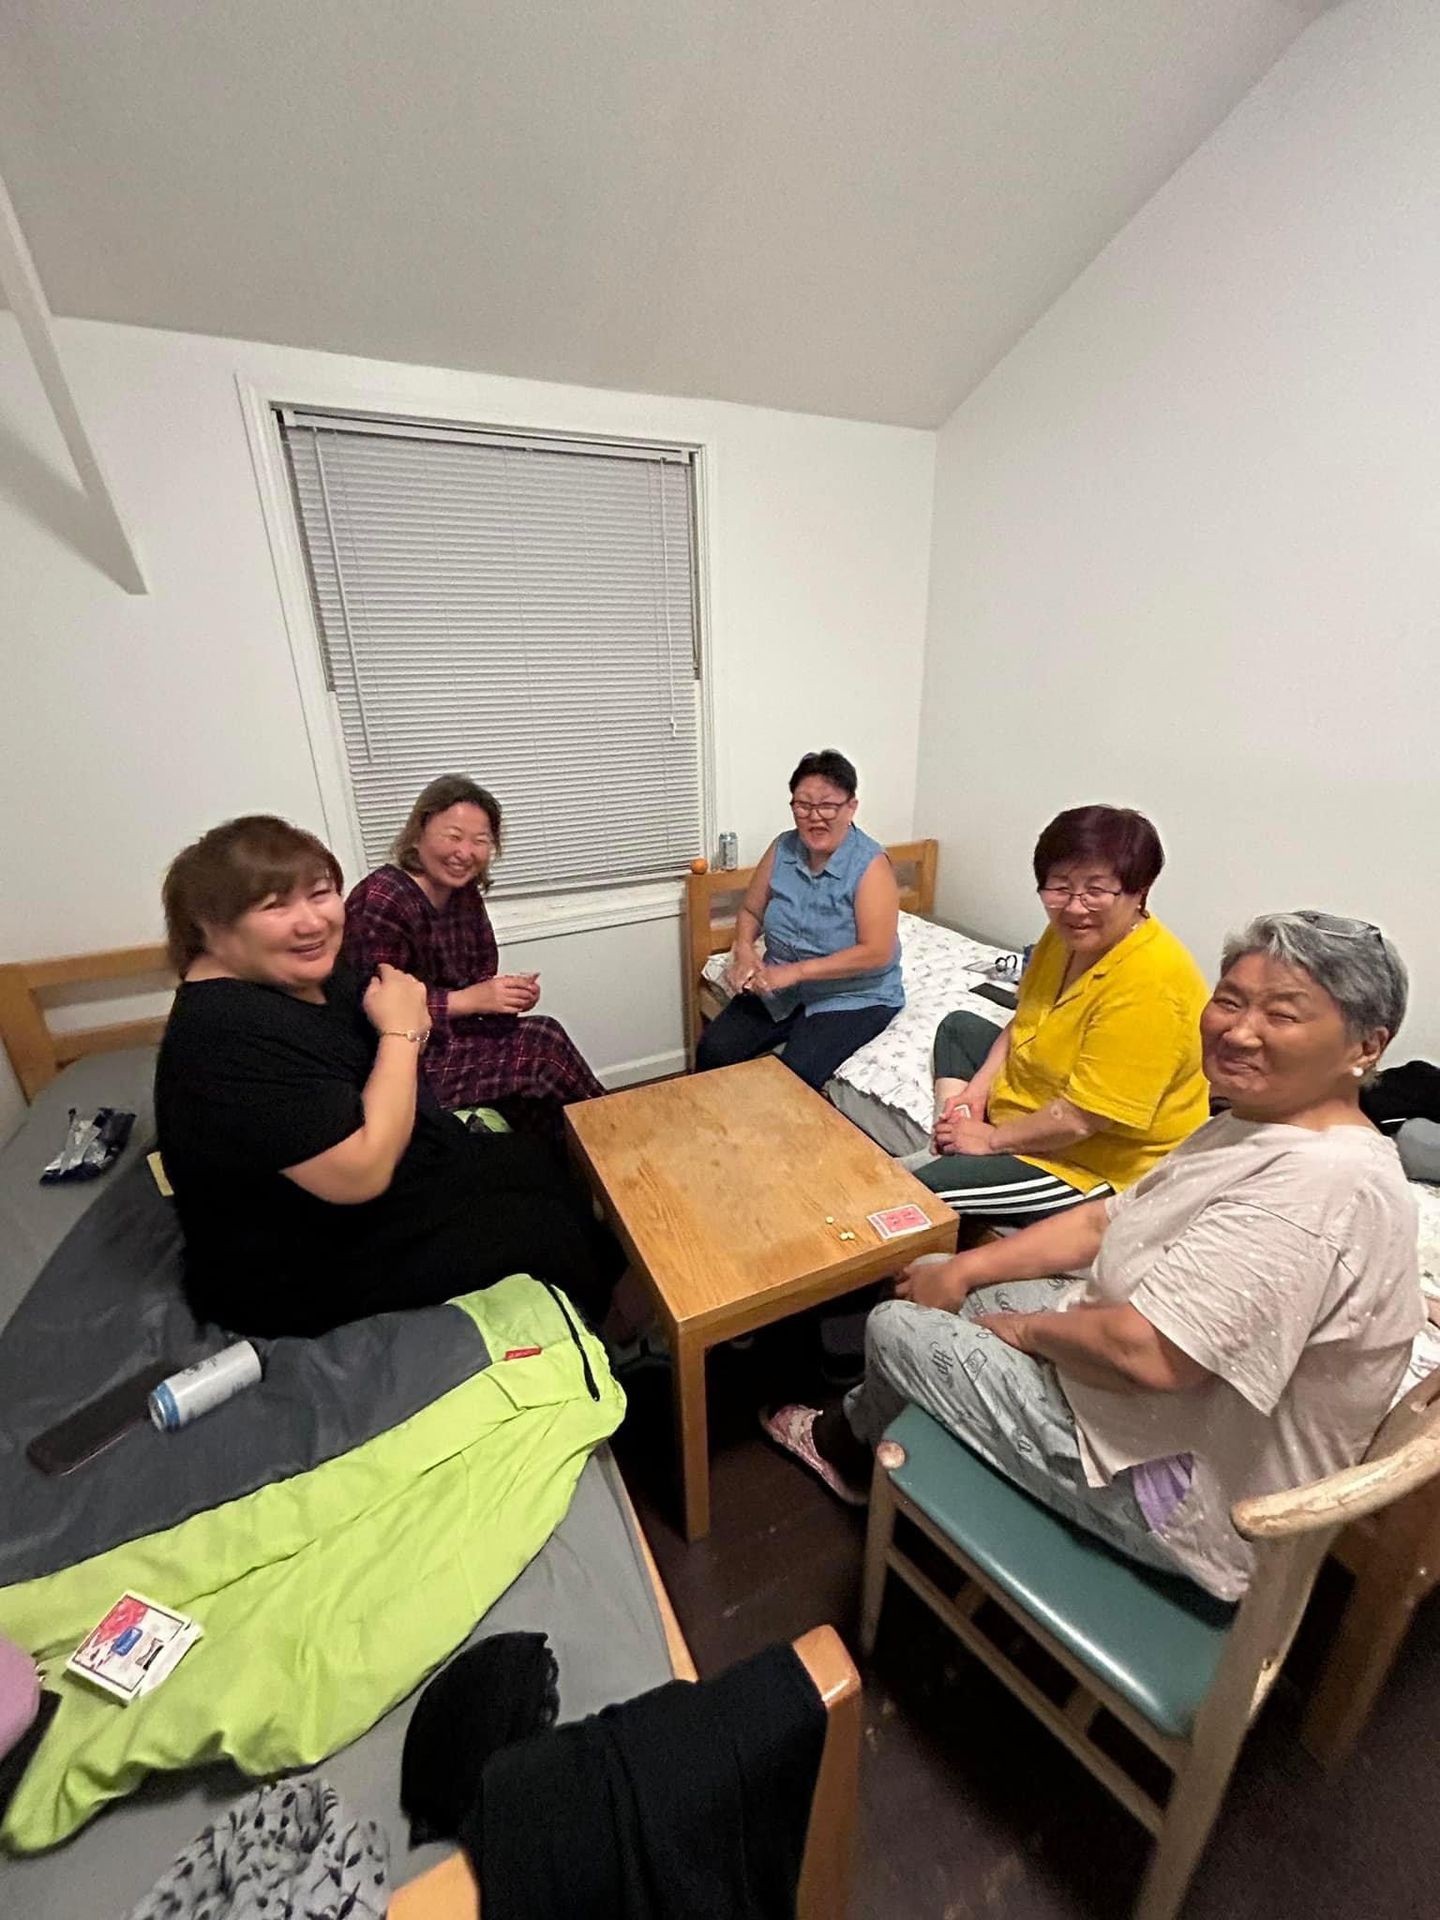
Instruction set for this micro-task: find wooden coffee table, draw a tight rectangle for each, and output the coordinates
[565,1057,958,1540]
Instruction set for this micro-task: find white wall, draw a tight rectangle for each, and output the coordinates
[916,0,1440,1057]
[0,318,934,1140]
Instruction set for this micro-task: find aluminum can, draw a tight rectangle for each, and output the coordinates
[149,1341,263,1431]
[718,832,738,870]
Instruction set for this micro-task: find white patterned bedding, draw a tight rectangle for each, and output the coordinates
[701,910,1014,1131]
[1398,1183,1440,1401]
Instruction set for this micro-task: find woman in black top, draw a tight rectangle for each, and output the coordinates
[155,815,619,1338]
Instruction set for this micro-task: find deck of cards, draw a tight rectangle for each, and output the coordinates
[868,1204,931,1240]
[66,1592,202,1704]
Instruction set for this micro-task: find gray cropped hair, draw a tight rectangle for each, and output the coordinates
[1221,912,1408,1041]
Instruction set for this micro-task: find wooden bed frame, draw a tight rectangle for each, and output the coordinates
[0,942,171,1100]
[681,836,938,1067]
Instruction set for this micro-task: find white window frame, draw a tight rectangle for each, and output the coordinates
[236,372,717,944]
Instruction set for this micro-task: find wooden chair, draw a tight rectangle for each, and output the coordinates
[860,1372,1440,1920]
[388,1623,862,1919]
[1301,1438,1440,1766]
[681,837,938,1067]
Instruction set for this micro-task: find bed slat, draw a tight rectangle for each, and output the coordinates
[0,943,172,1100]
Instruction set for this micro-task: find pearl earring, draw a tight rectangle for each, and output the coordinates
[1352,1066,1365,1079]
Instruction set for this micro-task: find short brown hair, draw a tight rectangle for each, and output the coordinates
[162,816,342,972]
[1032,805,1165,897]
[391,775,503,889]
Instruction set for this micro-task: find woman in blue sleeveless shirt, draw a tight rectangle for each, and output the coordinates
[695,750,904,1091]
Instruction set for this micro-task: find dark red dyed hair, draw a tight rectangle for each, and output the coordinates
[1031,806,1164,898]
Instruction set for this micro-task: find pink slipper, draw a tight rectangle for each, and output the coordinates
[760,1405,868,1507]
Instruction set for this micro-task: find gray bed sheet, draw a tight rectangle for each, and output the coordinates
[825,1075,929,1158]
[0,1052,674,1918]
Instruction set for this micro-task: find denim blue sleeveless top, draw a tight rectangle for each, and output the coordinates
[761,826,904,1017]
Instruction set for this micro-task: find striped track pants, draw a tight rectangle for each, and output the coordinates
[912,1151,1111,1223]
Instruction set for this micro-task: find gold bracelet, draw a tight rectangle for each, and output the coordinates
[378,1028,429,1046]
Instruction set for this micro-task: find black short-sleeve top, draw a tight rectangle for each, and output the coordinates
[154,966,487,1334]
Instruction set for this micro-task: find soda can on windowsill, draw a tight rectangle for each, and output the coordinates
[717,832,738,870]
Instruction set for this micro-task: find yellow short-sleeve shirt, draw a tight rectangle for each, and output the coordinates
[990,916,1210,1193]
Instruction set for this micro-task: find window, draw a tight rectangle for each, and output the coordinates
[278,409,703,894]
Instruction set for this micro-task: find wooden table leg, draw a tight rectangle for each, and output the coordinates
[673,1328,712,1542]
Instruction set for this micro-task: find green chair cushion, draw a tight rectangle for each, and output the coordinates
[883,1405,1235,1738]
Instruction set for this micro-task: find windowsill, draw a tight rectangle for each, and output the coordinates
[488,878,684,945]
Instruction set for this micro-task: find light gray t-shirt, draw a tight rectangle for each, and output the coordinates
[1057,1113,1422,1599]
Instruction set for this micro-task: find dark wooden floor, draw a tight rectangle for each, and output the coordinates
[613,1329,1440,1920]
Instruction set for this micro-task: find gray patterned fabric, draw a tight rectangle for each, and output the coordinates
[125,1780,387,1920]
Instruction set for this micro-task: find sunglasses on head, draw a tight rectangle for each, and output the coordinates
[1293,910,1383,943]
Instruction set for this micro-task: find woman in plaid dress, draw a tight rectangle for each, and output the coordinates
[344,776,604,1141]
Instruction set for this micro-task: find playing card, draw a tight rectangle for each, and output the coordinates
[67,1593,203,1703]
[868,1204,931,1240]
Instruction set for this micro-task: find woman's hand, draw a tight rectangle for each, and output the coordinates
[750,961,803,996]
[933,1085,988,1149]
[934,1115,999,1157]
[468,974,540,1015]
[727,943,763,993]
[976,1311,1037,1354]
[894,1253,977,1311]
[363,963,431,1036]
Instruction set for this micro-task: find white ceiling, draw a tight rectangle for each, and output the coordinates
[0,1,1329,428]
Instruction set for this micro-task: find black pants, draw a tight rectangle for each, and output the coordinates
[695,993,895,1092]
[215,1132,624,1338]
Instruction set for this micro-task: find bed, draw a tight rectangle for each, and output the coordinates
[0,948,860,1917]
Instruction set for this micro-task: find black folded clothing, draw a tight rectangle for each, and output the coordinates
[400,1632,560,1845]
[464,1642,826,1920]
[1362,1059,1440,1132]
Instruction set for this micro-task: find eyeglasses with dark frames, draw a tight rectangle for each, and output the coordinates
[1037,882,1124,909]
[790,799,847,820]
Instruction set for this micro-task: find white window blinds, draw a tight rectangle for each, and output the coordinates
[278,410,703,893]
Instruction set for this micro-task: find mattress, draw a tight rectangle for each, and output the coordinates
[0,1052,674,1917]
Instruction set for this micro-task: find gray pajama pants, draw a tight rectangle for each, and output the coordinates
[843,1279,1183,1574]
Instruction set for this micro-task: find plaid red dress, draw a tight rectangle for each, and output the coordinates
[343,865,604,1133]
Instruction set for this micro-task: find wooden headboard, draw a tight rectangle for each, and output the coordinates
[681,837,938,1064]
[0,944,173,1101]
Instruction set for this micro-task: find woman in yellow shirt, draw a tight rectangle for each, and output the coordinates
[915,805,1209,1224]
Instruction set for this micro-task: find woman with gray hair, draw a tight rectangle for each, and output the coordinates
[764,910,1422,1600]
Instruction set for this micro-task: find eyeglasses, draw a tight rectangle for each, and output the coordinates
[1037,883,1124,909]
[1293,910,1383,942]
[790,799,847,820]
